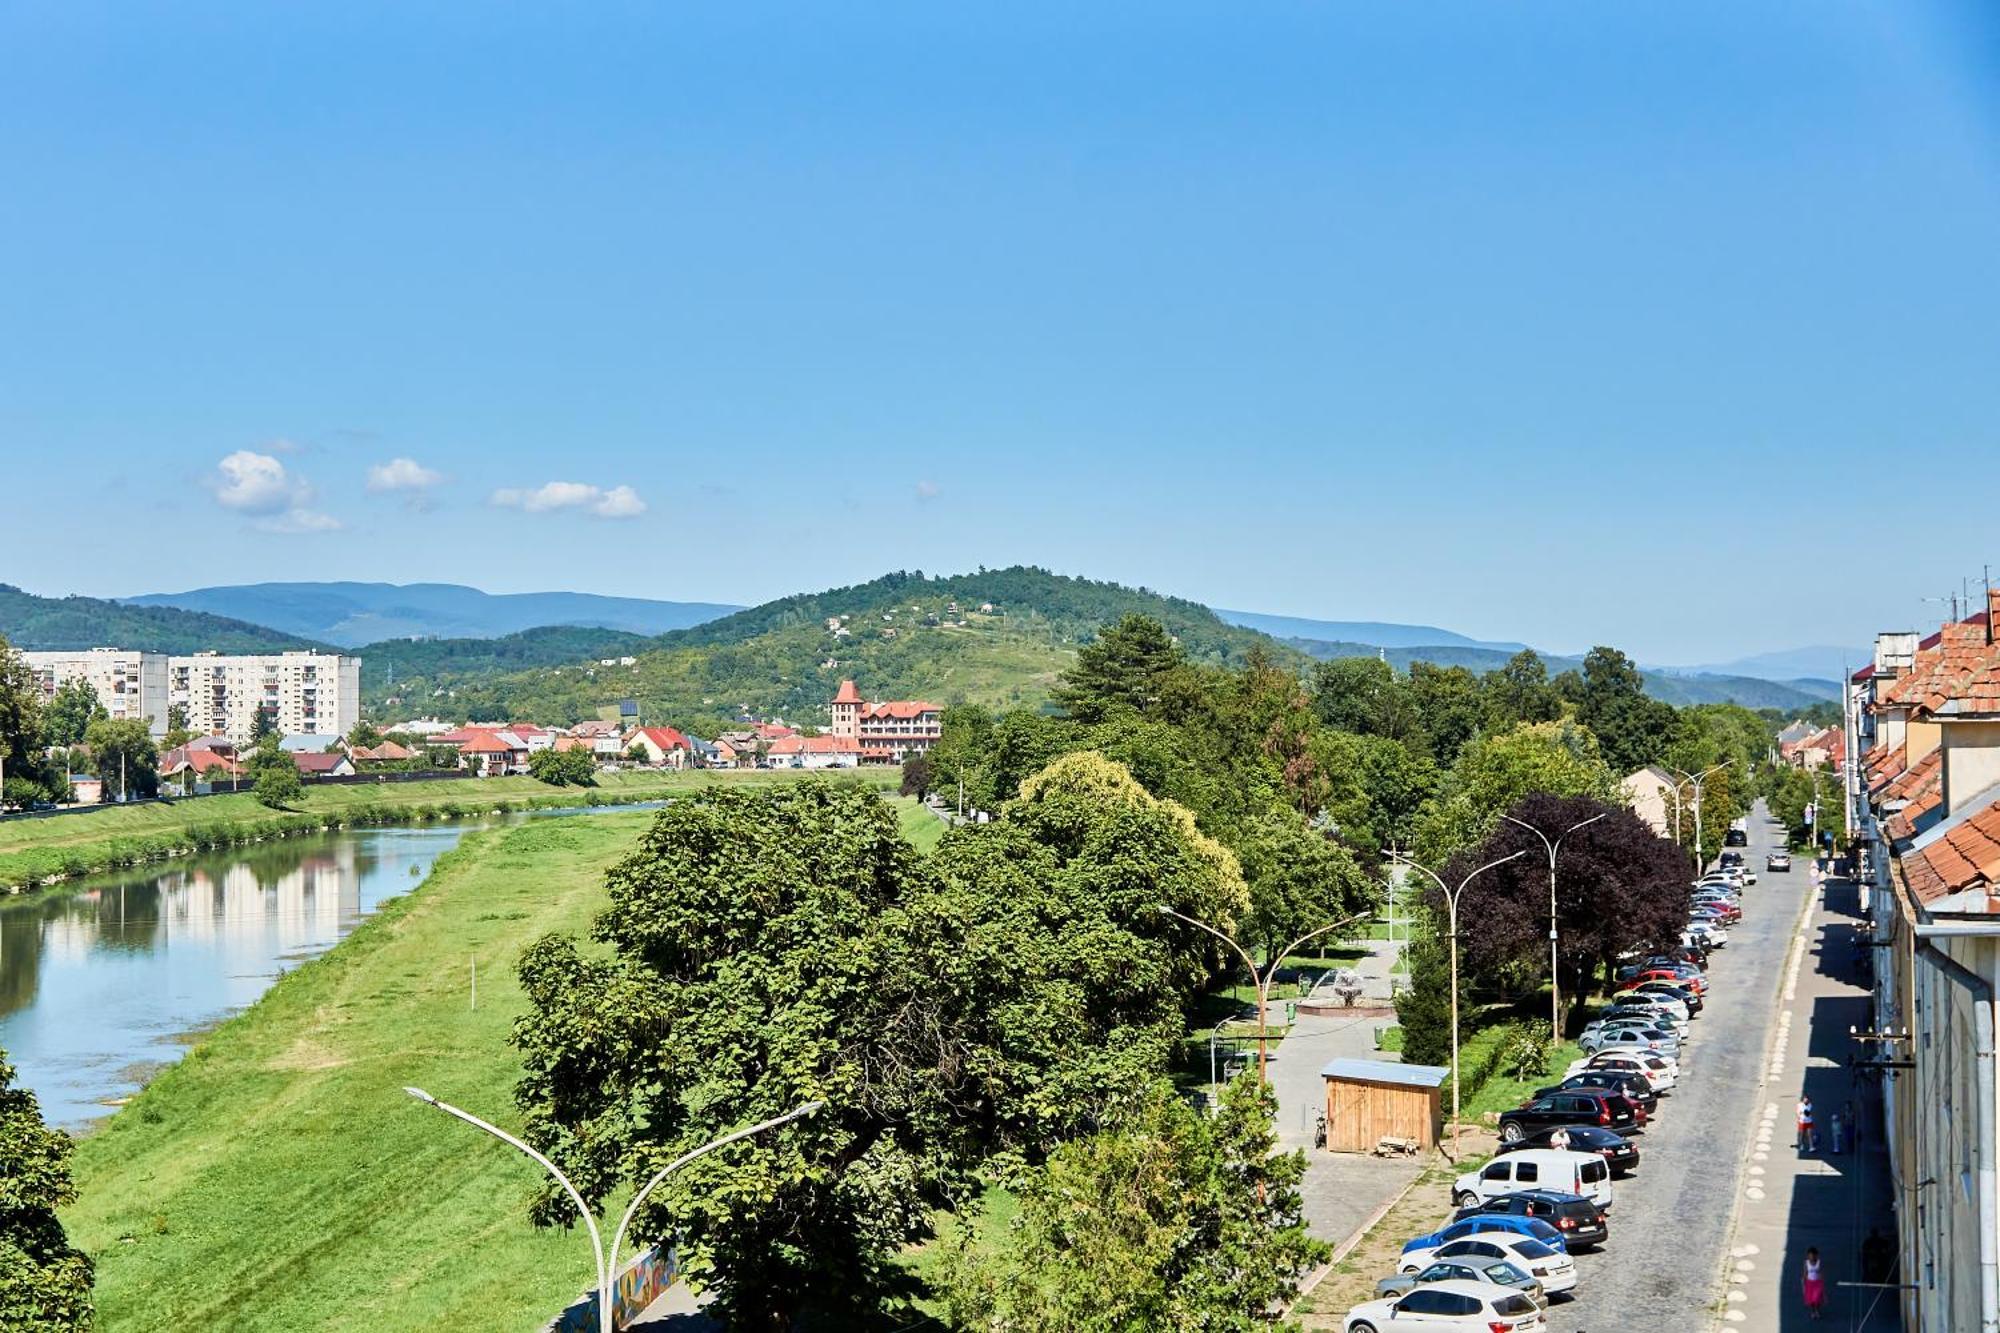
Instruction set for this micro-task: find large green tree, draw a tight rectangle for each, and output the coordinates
[0,1049,93,1329]
[1480,649,1563,732]
[0,639,54,807]
[943,1077,1325,1332]
[1413,719,1615,863]
[1558,646,1677,775]
[1236,809,1376,965]
[1311,656,1425,752]
[42,681,106,750]
[82,718,157,801]
[1052,613,1188,724]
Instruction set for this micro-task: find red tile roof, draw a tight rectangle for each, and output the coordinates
[632,726,690,751]
[864,700,941,720]
[767,734,861,755]
[833,680,864,705]
[1904,797,2000,905]
[460,733,514,754]
[1880,750,1944,842]
[1880,621,1995,713]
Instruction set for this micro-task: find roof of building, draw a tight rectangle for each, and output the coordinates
[350,740,413,762]
[631,726,691,751]
[1319,1058,1449,1088]
[768,734,862,755]
[833,680,864,705]
[1902,779,2000,906]
[1882,751,1945,843]
[459,733,515,754]
[1879,621,1995,713]
[159,746,241,776]
[279,733,343,753]
[293,752,352,774]
[863,700,941,720]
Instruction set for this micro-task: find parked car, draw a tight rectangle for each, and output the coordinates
[1627,979,1703,1012]
[1725,826,1748,847]
[1614,990,1692,1023]
[1402,1214,1569,1258]
[1571,1050,1677,1092]
[1719,849,1745,868]
[1342,1279,1548,1332]
[1454,1186,1614,1244]
[1496,1126,1640,1176]
[1398,1234,1579,1294]
[1534,1070,1658,1115]
[1767,851,1792,872]
[1454,1148,1613,1211]
[1375,1256,1545,1307]
[1580,1026,1681,1060]
[1632,966,1706,996]
[1497,1089,1639,1142]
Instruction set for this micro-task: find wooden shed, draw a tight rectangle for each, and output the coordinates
[1320,1057,1448,1154]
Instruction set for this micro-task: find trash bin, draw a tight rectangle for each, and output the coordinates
[1285,1000,1297,1025]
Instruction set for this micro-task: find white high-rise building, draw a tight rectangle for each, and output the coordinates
[168,651,362,742]
[23,649,171,737]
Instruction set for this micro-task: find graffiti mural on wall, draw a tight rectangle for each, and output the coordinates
[548,1245,680,1333]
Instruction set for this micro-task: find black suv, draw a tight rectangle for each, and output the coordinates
[1498,1089,1638,1143]
[1496,1123,1641,1176]
[1536,1070,1658,1114]
[1452,1189,1609,1249]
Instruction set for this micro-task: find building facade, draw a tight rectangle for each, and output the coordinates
[828,679,943,763]
[169,651,362,742]
[23,648,171,737]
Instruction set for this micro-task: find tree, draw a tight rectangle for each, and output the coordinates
[245,736,302,809]
[346,720,384,750]
[0,1049,93,1329]
[1311,657,1425,752]
[1406,662,1484,767]
[1237,810,1375,965]
[1560,647,1677,775]
[1429,793,1690,1023]
[0,638,53,804]
[42,681,106,749]
[82,718,157,801]
[1413,719,1615,865]
[1394,920,1459,1067]
[162,703,192,750]
[250,706,276,742]
[898,752,932,798]
[527,747,596,786]
[1053,614,1187,724]
[1481,649,1562,731]
[943,1077,1326,1332]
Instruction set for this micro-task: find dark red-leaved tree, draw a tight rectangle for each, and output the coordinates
[1428,793,1689,1031]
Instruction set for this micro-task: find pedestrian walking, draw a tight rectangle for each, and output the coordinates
[1831,1110,1846,1154]
[1802,1247,1827,1320]
[1797,1095,1816,1153]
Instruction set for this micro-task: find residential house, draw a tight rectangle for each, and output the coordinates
[159,745,244,793]
[1619,765,1679,839]
[292,751,356,780]
[625,726,694,769]
[348,740,414,764]
[765,733,861,769]
[458,731,519,777]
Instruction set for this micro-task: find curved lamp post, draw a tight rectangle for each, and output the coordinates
[1668,762,1732,873]
[1500,811,1607,1041]
[1159,906,1371,1085]
[1390,848,1530,1160]
[405,1088,822,1333]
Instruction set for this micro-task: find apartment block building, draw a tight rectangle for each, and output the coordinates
[22,648,171,737]
[169,651,362,742]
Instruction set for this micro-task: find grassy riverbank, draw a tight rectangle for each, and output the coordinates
[0,768,895,892]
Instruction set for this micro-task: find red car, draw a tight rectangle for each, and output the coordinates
[1633,967,1706,996]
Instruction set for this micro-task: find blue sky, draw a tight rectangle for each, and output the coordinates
[4,2,1999,663]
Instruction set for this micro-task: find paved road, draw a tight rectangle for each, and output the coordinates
[1547,801,1812,1333]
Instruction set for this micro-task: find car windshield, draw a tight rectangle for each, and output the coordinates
[1484,1261,1524,1284]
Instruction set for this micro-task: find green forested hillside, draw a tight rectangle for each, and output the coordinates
[355,624,655,690]
[380,567,1298,727]
[0,584,331,654]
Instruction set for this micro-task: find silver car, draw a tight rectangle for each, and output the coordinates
[1377,1256,1546,1307]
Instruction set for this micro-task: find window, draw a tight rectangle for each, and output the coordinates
[1394,1290,1446,1315]
[1483,1163,1510,1182]
[1495,1294,1539,1316]
[1516,1161,1539,1183]
[1581,1160,1607,1184]
[1515,1239,1556,1260]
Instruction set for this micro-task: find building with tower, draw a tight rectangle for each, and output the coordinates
[828,679,943,763]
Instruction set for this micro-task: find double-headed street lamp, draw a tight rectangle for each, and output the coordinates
[1159,905,1371,1085]
[1668,762,1732,873]
[1390,848,1530,1160]
[1500,811,1607,1041]
[405,1088,822,1333]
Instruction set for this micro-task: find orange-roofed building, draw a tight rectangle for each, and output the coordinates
[827,680,943,763]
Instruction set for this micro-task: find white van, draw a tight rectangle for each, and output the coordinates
[1454,1149,1614,1211]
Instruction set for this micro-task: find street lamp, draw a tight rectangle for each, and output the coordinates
[1390,848,1530,1160]
[1667,763,1732,873]
[405,1088,822,1333]
[1501,811,1607,1041]
[1158,905,1371,1085]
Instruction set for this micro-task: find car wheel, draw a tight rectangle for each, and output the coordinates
[1454,1190,1478,1208]
[1500,1122,1523,1145]
[1351,1324,1379,1333]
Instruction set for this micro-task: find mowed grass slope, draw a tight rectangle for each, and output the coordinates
[64,814,653,1333]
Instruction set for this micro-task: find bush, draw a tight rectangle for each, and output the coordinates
[254,766,305,810]
[528,748,597,787]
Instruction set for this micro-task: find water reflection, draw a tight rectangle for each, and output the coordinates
[0,824,474,1130]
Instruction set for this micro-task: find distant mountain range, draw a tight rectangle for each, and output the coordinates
[0,584,331,655]
[1214,609,1527,653]
[122,581,740,647]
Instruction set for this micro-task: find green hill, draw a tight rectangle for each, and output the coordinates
[382,567,1296,727]
[0,584,333,654]
[355,624,656,690]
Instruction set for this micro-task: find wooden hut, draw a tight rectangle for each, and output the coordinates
[1320,1058,1447,1154]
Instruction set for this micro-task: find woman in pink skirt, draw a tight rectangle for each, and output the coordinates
[1802,1247,1826,1319]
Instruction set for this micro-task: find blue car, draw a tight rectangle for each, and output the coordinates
[1401,1213,1568,1257]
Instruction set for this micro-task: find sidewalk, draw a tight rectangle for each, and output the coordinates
[1715,864,1900,1333]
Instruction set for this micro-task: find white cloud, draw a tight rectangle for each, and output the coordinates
[366,457,444,493]
[208,449,340,532]
[490,480,647,519]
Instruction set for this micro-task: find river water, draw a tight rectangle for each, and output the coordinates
[0,820,512,1130]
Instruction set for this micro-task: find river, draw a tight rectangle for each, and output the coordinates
[0,812,629,1131]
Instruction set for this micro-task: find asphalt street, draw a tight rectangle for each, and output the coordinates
[1543,801,1812,1333]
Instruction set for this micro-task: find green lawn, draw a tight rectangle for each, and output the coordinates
[0,767,895,891]
[891,796,948,853]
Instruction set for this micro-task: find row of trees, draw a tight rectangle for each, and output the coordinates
[512,764,1324,1329]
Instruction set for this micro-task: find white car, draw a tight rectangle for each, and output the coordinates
[1453,1149,1613,1214]
[1344,1278,1548,1331]
[1611,992,1690,1025]
[1570,1049,1677,1092]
